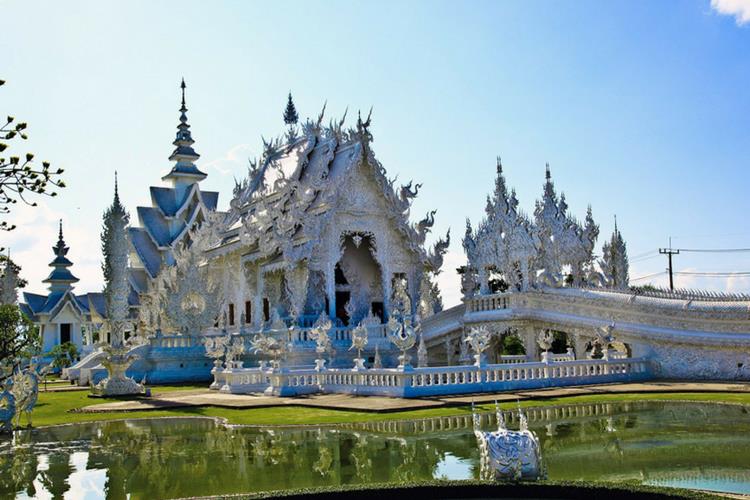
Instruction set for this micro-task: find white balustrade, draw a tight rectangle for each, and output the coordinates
[214,356,651,397]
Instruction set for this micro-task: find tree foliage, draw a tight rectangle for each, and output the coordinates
[0,79,65,232]
[49,341,78,370]
[0,303,39,361]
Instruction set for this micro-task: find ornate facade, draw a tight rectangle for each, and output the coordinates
[462,160,618,296]
[207,109,449,335]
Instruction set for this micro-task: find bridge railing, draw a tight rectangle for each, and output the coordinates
[214,357,651,397]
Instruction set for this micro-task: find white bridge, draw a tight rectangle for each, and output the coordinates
[421,287,750,381]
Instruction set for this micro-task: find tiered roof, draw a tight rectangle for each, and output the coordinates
[215,110,450,272]
[128,80,219,281]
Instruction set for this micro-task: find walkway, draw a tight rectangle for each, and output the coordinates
[79,381,750,413]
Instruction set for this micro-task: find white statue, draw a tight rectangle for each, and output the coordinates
[310,312,333,371]
[465,325,492,367]
[536,330,554,364]
[349,322,368,371]
[388,313,417,370]
[94,181,144,397]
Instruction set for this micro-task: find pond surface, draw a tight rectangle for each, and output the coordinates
[1,401,749,499]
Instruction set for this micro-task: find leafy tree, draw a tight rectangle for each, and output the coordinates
[501,333,525,355]
[0,303,40,361]
[48,341,78,370]
[0,254,27,289]
[0,79,65,232]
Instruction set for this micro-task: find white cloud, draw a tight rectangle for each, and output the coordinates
[203,144,256,177]
[435,249,466,308]
[711,0,750,25]
[2,201,102,297]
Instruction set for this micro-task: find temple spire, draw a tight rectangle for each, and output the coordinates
[43,219,79,292]
[163,78,207,185]
[283,92,299,125]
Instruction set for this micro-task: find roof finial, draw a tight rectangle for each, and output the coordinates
[496,156,502,174]
[58,219,63,241]
[180,78,187,112]
[283,91,299,126]
[114,171,120,203]
[545,162,551,180]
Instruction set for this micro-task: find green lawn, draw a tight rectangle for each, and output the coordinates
[24,386,750,428]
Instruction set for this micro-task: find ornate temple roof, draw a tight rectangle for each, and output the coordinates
[163,79,207,183]
[43,221,79,291]
[128,80,219,280]
[216,110,449,272]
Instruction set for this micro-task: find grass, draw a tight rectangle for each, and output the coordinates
[24,386,750,428]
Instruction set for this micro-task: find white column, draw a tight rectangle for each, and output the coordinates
[254,267,264,328]
[326,262,336,320]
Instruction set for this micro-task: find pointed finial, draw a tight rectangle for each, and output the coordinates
[58,219,63,241]
[545,162,551,180]
[180,78,186,110]
[496,156,502,174]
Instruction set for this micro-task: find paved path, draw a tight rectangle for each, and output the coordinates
[79,381,750,414]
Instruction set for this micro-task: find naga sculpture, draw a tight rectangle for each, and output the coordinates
[473,402,544,481]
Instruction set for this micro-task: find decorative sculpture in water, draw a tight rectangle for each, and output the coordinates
[349,322,368,371]
[465,325,492,367]
[473,402,544,481]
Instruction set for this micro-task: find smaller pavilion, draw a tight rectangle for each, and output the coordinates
[21,221,105,355]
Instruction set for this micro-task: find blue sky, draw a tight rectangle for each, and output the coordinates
[2,0,750,306]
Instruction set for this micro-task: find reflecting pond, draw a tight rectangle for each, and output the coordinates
[1,401,749,499]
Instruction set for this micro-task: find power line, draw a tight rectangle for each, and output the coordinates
[631,271,666,282]
[677,248,750,253]
[674,271,750,277]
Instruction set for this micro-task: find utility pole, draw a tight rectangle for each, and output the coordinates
[659,237,680,291]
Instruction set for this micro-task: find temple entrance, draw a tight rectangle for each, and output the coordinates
[334,233,384,326]
[60,323,71,344]
[335,291,351,325]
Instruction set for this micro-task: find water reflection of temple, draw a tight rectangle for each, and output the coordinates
[1,402,749,498]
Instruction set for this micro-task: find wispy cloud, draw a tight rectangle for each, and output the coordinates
[203,144,256,177]
[2,202,102,296]
[435,249,465,308]
[711,0,750,25]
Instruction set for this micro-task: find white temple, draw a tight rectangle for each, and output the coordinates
[21,81,750,392]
